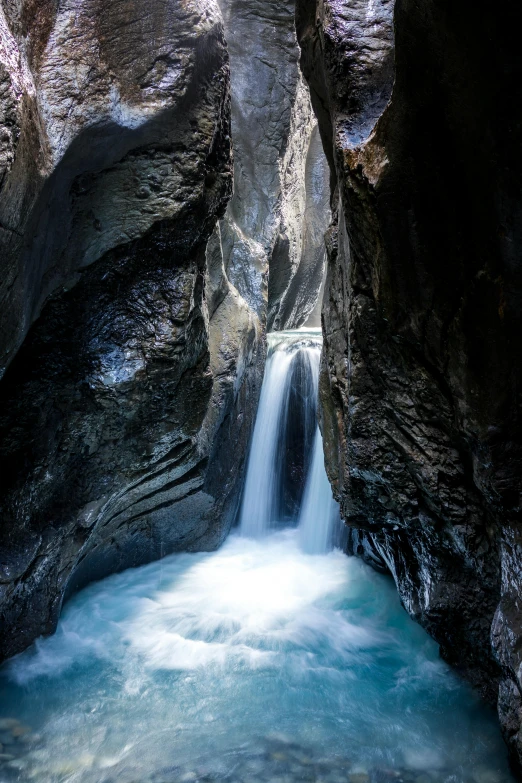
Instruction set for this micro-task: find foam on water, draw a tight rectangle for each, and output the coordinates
[0,330,513,782]
[0,530,512,783]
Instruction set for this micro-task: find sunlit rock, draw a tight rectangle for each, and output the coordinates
[0,0,261,660]
[217,0,331,330]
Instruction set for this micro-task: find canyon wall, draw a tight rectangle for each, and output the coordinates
[0,0,265,661]
[217,0,331,331]
[5,0,519,772]
[296,0,522,769]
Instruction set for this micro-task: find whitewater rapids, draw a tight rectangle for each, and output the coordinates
[0,530,510,783]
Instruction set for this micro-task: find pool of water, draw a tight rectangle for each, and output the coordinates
[0,530,512,783]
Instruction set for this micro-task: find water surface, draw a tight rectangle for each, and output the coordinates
[0,330,512,783]
[0,530,511,783]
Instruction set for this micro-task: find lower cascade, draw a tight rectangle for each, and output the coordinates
[0,331,513,783]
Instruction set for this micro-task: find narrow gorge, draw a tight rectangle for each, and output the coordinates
[0,0,521,781]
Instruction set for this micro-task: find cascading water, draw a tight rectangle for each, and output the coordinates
[0,330,513,783]
[240,329,338,551]
[238,341,296,538]
[298,431,339,554]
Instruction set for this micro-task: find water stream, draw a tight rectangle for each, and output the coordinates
[0,330,513,783]
[240,331,337,545]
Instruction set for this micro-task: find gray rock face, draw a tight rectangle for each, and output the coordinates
[0,0,224,375]
[217,0,330,330]
[297,0,522,769]
[0,0,265,661]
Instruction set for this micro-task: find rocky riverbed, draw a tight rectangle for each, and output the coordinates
[0,729,511,783]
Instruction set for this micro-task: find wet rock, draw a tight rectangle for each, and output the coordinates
[296,0,522,772]
[0,0,265,662]
[0,0,335,663]
[275,345,319,520]
[218,0,331,330]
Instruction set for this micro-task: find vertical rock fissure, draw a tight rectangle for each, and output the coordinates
[217,0,331,333]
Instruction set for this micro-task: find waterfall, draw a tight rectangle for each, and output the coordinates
[0,360,510,783]
[239,329,339,552]
[298,430,339,554]
[238,345,295,538]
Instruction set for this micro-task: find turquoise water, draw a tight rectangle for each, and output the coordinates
[0,530,512,783]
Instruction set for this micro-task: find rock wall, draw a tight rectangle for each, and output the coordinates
[0,0,264,661]
[296,0,522,769]
[217,0,331,331]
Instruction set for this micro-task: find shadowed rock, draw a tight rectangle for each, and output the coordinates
[296,0,522,769]
[0,0,265,661]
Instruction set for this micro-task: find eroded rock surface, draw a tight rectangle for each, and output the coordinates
[0,0,264,660]
[297,0,522,768]
[218,0,330,330]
